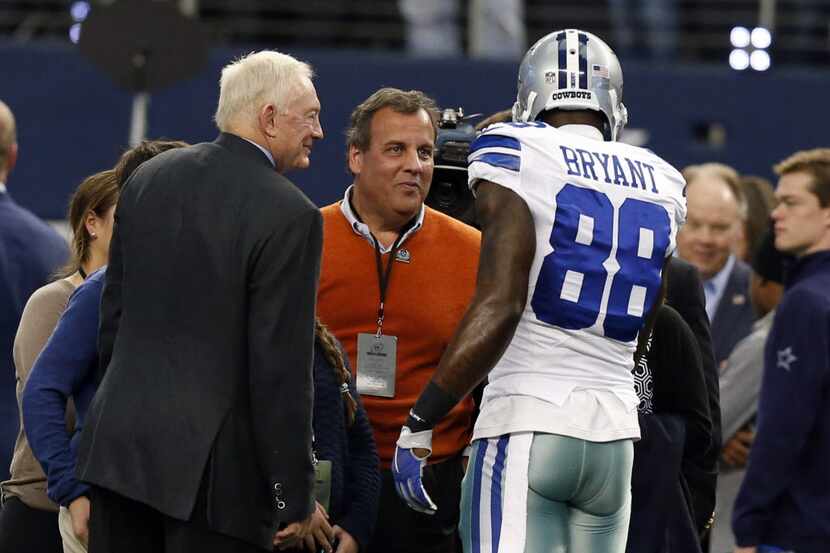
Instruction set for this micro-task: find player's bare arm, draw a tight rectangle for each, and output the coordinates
[429,179,536,400]
[391,178,535,513]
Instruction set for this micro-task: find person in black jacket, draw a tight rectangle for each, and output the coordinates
[628,303,712,553]
[666,257,720,537]
[76,50,324,552]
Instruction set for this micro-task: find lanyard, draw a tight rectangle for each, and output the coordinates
[372,232,406,337]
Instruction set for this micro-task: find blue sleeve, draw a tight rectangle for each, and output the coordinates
[732,289,830,546]
[22,278,103,506]
[339,357,381,551]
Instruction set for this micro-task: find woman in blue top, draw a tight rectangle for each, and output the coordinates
[22,140,188,553]
[0,170,117,553]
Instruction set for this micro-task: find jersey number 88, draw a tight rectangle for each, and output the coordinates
[531,184,671,342]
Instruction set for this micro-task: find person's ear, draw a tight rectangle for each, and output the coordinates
[259,104,278,138]
[84,210,99,239]
[348,144,363,176]
[4,143,18,175]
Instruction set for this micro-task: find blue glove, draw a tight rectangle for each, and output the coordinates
[392,426,437,514]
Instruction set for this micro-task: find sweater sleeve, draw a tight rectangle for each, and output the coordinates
[339,358,382,552]
[22,279,102,506]
[13,283,72,386]
[732,288,830,546]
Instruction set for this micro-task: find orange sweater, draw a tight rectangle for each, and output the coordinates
[318,203,481,467]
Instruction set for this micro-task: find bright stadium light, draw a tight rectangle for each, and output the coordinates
[69,23,82,44]
[750,49,771,71]
[730,25,772,72]
[730,26,751,48]
[70,1,91,22]
[729,49,750,70]
[751,27,772,49]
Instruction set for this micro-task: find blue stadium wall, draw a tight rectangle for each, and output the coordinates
[2,40,827,219]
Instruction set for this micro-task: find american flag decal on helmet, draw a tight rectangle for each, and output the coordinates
[592,64,609,79]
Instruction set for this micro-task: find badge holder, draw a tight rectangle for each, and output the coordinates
[356,233,403,398]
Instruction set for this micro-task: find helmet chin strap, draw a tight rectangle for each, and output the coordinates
[520,91,538,122]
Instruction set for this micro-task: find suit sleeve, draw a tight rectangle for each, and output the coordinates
[247,206,323,524]
[652,307,712,460]
[732,289,829,546]
[666,260,719,535]
[97,203,124,381]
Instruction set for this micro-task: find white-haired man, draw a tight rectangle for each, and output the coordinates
[77,51,324,552]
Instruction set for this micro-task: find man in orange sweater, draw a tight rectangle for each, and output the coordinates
[316,88,480,553]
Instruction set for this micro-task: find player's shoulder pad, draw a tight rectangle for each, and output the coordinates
[469,122,535,174]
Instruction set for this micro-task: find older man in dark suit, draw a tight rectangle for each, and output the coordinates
[677,163,757,367]
[0,99,68,483]
[77,51,324,552]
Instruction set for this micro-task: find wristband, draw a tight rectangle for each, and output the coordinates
[406,381,460,432]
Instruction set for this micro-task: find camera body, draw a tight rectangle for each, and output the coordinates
[425,108,478,227]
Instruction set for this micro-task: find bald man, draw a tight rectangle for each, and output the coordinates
[0,99,68,482]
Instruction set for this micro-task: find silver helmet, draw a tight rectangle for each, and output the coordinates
[512,29,628,141]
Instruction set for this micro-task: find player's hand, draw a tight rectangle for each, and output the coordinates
[733,547,756,553]
[392,426,437,514]
[274,511,315,550]
[68,495,91,547]
[722,428,755,467]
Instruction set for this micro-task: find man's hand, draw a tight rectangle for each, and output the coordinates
[722,428,755,467]
[273,510,315,550]
[734,547,757,553]
[68,495,90,547]
[298,502,335,553]
[392,426,437,514]
[332,525,359,553]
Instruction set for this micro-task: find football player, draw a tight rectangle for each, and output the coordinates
[391,29,687,552]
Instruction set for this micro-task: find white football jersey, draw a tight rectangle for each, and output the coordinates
[468,122,686,414]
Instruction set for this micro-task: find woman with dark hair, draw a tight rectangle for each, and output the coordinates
[0,170,118,552]
[296,320,381,553]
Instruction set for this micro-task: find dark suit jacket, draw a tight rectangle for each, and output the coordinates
[76,134,322,549]
[0,191,68,482]
[666,257,719,536]
[629,305,710,553]
[710,258,756,366]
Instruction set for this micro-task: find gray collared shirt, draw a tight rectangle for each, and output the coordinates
[240,137,275,168]
[338,185,424,253]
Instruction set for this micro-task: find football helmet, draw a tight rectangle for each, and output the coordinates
[512,29,628,141]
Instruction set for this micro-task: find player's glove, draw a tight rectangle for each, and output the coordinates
[392,426,437,515]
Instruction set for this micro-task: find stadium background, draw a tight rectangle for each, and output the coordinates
[1,0,828,219]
